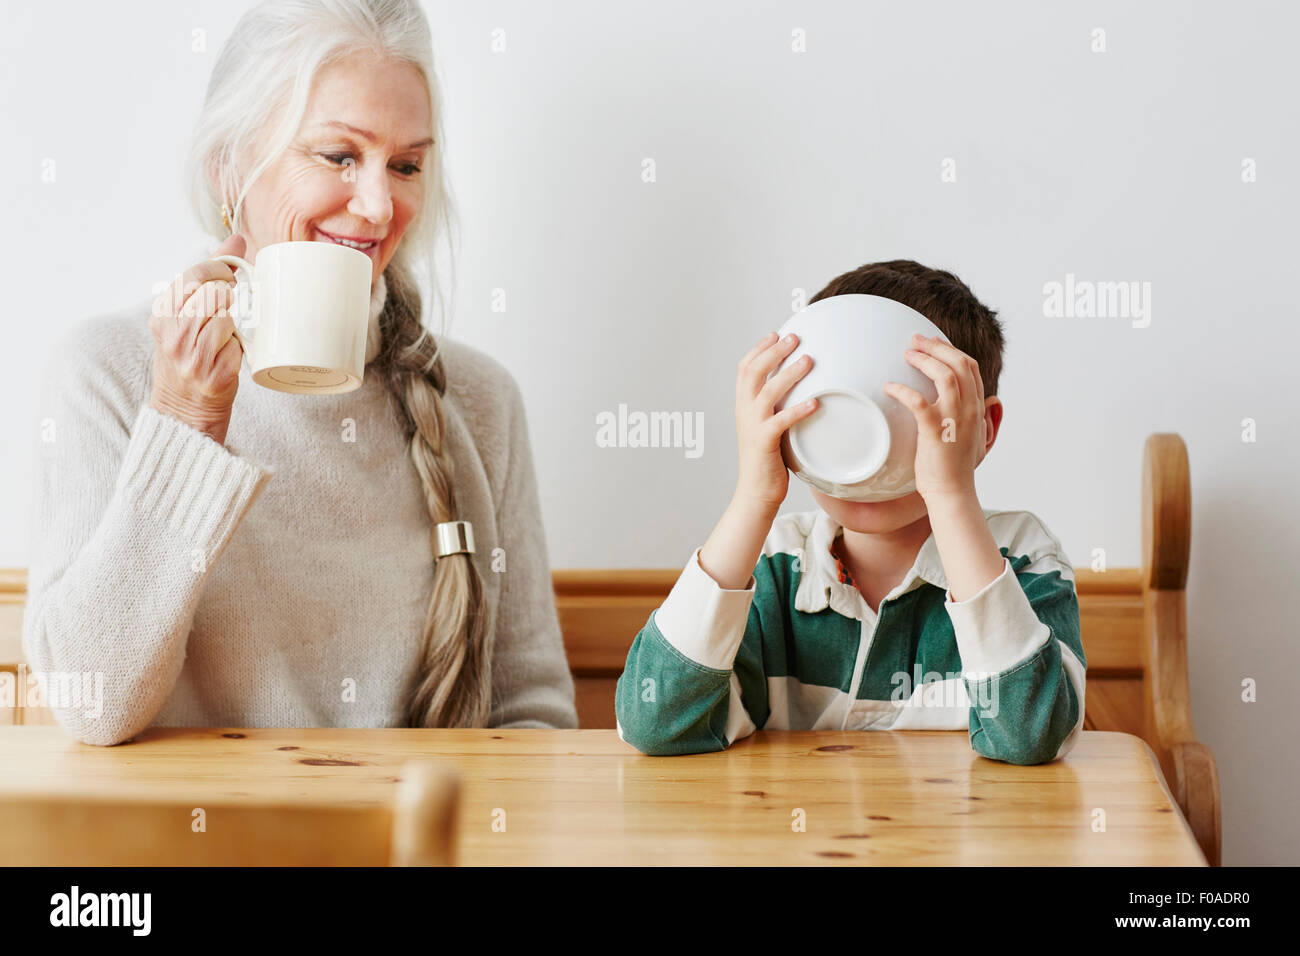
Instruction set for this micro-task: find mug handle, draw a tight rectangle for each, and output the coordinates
[211,254,255,355]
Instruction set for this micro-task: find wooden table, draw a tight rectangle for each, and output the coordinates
[0,727,1206,865]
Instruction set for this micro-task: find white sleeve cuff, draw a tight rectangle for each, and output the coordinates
[117,404,271,545]
[944,557,1052,679]
[651,547,756,670]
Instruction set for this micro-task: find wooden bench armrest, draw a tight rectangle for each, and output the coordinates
[1170,740,1222,866]
[1140,432,1222,865]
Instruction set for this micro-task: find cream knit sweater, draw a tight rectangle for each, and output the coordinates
[23,273,578,744]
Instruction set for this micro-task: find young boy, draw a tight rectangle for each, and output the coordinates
[615,260,1085,764]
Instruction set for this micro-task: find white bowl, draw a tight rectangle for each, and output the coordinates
[772,294,951,502]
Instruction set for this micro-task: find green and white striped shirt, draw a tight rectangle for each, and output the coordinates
[615,508,1086,764]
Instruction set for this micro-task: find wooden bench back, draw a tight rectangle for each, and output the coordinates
[1,568,1145,731]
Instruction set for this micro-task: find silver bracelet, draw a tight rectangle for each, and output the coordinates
[434,520,475,558]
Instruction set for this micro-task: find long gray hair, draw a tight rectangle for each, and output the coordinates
[184,0,491,727]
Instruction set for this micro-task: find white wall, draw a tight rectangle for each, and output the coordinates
[2,0,1295,865]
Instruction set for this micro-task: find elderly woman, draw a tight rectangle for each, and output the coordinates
[23,0,578,744]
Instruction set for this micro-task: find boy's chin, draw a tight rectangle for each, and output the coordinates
[810,489,929,533]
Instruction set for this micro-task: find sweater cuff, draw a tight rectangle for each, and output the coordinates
[115,404,271,546]
[651,546,755,670]
[944,557,1053,679]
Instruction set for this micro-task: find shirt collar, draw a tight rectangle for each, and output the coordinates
[793,509,952,616]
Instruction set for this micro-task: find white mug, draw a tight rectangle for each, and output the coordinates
[772,294,952,502]
[212,240,373,394]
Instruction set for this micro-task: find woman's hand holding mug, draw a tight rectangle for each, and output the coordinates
[148,234,247,445]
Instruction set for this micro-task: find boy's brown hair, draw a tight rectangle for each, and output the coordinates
[809,259,1005,397]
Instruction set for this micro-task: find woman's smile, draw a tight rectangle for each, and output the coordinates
[313,226,384,262]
